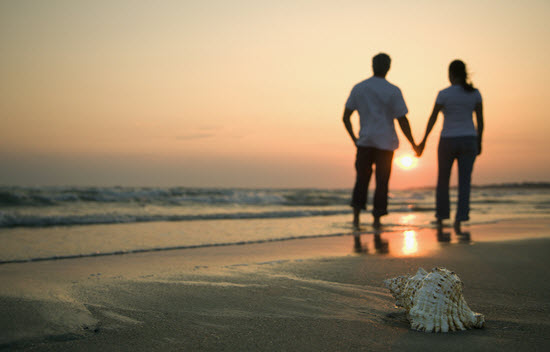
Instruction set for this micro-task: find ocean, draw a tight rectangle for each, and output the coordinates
[1,184,549,263]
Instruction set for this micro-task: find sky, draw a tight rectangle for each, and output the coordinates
[1,0,549,189]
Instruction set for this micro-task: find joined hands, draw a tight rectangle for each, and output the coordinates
[413,140,426,157]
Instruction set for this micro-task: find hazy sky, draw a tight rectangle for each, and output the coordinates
[1,0,549,188]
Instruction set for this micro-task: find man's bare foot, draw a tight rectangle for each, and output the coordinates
[373,216,381,229]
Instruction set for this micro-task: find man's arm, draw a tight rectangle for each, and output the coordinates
[397,116,416,150]
[342,108,357,145]
[474,102,484,155]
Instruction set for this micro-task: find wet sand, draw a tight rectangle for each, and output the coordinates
[1,219,550,351]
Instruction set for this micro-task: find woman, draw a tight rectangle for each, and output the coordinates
[417,60,484,232]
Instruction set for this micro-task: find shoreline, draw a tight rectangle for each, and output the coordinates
[2,216,549,265]
[1,219,550,351]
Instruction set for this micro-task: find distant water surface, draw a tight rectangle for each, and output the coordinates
[1,185,549,262]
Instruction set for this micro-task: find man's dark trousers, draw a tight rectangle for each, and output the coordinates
[351,146,394,217]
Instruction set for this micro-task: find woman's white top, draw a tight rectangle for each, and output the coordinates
[436,85,482,138]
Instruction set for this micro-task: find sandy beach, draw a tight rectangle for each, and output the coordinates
[1,219,550,351]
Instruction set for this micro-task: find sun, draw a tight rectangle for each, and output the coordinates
[396,154,418,170]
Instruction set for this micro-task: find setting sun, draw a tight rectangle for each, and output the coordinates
[396,155,418,170]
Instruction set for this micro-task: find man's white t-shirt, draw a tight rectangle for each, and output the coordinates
[345,76,408,151]
[436,85,482,138]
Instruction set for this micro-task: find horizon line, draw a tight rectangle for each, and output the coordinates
[1,181,549,191]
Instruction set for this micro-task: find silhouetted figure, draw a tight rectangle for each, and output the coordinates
[343,53,417,229]
[417,60,484,233]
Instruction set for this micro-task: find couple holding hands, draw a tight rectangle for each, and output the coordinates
[343,53,484,232]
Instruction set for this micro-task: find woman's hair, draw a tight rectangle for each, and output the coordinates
[449,60,475,92]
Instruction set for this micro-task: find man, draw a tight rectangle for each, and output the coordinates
[342,53,416,229]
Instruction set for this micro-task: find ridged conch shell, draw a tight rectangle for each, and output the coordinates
[384,267,484,333]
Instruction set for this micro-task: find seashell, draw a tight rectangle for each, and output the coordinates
[384,267,484,333]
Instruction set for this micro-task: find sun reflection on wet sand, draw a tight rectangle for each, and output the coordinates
[351,226,477,258]
[402,230,418,255]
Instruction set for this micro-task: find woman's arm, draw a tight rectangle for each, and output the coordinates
[417,103,443,156]
[474,102,484,155]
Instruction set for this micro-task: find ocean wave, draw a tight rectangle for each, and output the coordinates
[3,186,542,209]
[1,186,548,228]
[470,199,519,205]
[0,190,59,206]
[0,204,440,228]
[0,209,351,228]
[0,186,350,207]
